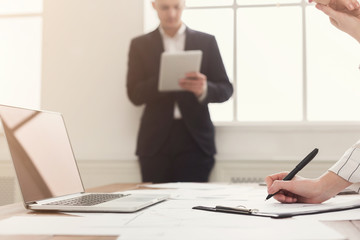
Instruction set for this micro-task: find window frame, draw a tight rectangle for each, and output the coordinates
[146,0,360,129]
[185,1,306,123]
[186,0,360,127]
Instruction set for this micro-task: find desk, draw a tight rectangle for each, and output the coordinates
[0,183,359,240]
[0,183,135,240]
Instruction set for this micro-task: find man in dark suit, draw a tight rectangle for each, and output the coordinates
[126,0,233,183]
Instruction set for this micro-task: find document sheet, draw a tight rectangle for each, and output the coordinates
[0,183,358,239]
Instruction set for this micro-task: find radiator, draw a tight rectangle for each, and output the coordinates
[230,176,264,183]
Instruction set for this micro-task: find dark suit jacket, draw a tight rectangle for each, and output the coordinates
[127,27,233,157]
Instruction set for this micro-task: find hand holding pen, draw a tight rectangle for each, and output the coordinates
[265,148,320,202]
[265,148,353,204]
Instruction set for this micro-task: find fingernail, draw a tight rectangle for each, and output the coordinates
[349,4,355,10]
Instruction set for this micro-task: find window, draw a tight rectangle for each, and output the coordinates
[145,0,360,122]
[237,6,302,121]
[306,7,360,121]
[0,0,43,109]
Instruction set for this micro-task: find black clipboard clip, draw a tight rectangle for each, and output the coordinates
[215,205,259,214]
[193,205,258,215]
[192,205,280,218]
[193,202,360,219]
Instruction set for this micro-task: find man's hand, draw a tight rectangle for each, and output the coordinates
[179,72,207,97]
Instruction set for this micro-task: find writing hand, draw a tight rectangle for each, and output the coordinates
[265,171,351,204]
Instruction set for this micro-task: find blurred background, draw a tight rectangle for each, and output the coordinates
[0,0,360,205]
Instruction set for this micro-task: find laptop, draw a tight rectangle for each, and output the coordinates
[0,104,168,212]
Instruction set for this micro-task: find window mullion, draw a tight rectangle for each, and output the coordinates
[301,0,308,122]
[233,1,238,122]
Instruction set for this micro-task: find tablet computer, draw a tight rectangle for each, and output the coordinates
[158,50,202,91]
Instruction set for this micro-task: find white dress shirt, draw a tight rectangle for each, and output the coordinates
[329,139,360,192]
[159,24,207,119]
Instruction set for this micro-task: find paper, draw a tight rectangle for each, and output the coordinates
[116,221,345,240]
[0,215,345,240]
[0,183,357,239]
[136,183,254,200]
[141,182,230,190]
[195,192,360,218]
[0,216,126,236]
[253,194,360,217]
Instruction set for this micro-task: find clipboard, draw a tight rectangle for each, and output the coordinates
[193,201,360,219]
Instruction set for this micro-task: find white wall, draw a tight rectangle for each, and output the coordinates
[41,0,143,161]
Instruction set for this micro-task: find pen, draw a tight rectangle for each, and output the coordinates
[265,148,319,201]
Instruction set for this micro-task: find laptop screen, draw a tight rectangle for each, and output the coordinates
[0,105,84,203]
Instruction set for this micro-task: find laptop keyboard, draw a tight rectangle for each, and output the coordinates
[44,193,128,206]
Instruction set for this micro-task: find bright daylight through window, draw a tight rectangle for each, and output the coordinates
[144,0,360,122]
